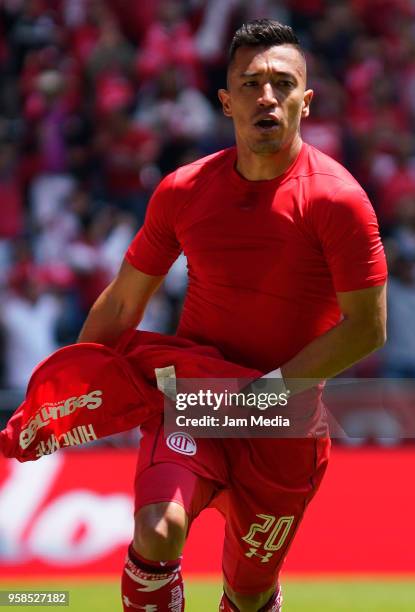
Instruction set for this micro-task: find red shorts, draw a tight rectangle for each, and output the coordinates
[135,415,330,595]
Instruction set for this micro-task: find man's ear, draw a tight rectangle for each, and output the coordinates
[218,89,232,118]
[301,89,313,119]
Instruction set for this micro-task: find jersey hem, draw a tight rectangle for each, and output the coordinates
[334,275,388,292]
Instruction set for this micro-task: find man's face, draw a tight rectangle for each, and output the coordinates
[218,44,313,156]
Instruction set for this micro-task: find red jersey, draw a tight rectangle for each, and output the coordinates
[126,143,387,372]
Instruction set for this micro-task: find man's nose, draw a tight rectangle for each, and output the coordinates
[258,83,278,107]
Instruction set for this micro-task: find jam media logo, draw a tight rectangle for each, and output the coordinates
[166,432,197,456]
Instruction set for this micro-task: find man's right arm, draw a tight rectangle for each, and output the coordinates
[77,259,165,346]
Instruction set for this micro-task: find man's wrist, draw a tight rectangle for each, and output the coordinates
[261,368,287,393]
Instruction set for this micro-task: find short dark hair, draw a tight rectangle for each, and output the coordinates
[228,19,304,66]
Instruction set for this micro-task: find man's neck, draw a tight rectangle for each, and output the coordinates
[235,135,303,181]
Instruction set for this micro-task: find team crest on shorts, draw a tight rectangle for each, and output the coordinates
[166,432,197,456]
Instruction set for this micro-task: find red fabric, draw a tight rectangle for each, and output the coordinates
[122,545,184,611]
[218,586,282,609]
[0,180,23,238]
[377,168,415,224]
[95,72,134,115]
[106,0,160,40]
[219,593,238,611]
[126,144,387,372]
[135,421,330,594]
[259,590,283,612]
[134,463,217,518]
[351,0,413,35]
[136,22,200,86]
[0,331,260,463]
[69,24,100,68]
[102,124,158,195]
[345,58,381,106]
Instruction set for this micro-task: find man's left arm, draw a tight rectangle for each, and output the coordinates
[270,182,388,393]
[279,283,386,393]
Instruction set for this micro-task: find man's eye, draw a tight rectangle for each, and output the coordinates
[279,80,294,88]
[243,81,258,87]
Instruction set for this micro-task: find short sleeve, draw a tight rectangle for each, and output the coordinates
[312,184,388,292]
[126,172,181,276]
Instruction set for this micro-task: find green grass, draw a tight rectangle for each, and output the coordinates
[1,579,415,611]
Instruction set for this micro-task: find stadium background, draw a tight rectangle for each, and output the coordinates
[0,0,415,610]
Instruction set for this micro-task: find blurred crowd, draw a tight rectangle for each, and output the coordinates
[0,0,415,443]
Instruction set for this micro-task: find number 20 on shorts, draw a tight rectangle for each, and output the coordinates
[242,514,295,563]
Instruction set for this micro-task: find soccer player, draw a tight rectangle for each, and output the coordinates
[78,20,387,612]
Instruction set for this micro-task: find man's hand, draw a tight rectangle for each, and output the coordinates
[235,372,288,411]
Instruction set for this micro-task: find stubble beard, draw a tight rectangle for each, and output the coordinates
[249,138,283,155]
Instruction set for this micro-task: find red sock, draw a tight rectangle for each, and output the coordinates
[259,587,283,612]
[219,593,238,611]
[219,587,282,611]
[121,543,184,611]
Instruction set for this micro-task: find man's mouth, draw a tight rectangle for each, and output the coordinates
[254,117,280,132]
